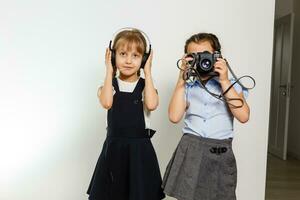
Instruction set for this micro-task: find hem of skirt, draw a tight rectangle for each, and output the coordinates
[87,191,165,200]
[164,189,191,200]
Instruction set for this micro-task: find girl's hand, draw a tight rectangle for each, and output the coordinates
[143,50,153,76]
[214,58,229,83]
[105,48,114,75]
[180,54,194,70]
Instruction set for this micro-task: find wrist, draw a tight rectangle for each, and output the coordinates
[144,70,152,77]
[219,78,230,86]
[177,76,186,87]
[106,70,114,78]
[106,65,114,74]
[178,70,185,79]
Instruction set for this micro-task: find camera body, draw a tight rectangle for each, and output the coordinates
[187,51,222,76]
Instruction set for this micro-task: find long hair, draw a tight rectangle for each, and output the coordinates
[112,29,147,77]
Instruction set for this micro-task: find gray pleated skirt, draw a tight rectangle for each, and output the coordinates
[162,133,237,200]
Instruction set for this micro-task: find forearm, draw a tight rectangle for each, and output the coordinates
[144,72,159,111]
[99,72,114,109]
[168,72,187,123]
[220,80,250,123]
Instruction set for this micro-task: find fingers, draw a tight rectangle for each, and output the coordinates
[216,58,226,65]
[149,49,153,58]
[105,48,111,61]
[104,48,114,75]
[143,49,153,74]
[182,53,194,62]
[180,54,194,70]
[147,49,153,63]
[214,58,229,81]
[214,58,227,70]
[105,48,113,66]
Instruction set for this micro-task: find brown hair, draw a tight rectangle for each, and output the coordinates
[112,29,147,77]
[184,33,221,53]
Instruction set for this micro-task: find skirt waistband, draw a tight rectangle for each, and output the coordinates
[107,127,156,138]
[183,133,233,146]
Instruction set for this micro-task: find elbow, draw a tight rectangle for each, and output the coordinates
[169,113,181,124]
[237,114,250,123]
[239,118,249,123]
[98,92,113,109]
[145,101,159,111]
[102,104,112,110]
[146,106,157,111]
[235,107,250,123]
[100,100,112,110]
[145,103,158,111]
[168,105,184,123]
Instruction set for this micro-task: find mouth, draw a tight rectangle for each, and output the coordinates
[122,66,133,70]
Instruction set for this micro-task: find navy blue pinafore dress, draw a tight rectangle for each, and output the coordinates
[87,77,165,200]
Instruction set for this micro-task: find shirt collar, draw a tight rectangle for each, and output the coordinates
[186,76,220,87]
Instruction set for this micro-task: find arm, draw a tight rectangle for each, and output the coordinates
[143,50,159,111]
[98,48,114,109]
[168,54,190,123]
[168,70,187,123]
[220,80,250,123]
[215,58,250,123]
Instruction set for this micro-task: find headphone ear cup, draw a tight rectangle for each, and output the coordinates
[140,52,150,69]
[111,50,116,67]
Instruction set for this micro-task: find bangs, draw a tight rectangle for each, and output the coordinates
[113,30,147,54]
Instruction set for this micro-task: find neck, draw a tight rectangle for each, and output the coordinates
[119,73,139,82]
[200,75,210,81]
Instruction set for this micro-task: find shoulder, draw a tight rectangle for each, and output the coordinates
[98,78,116,95]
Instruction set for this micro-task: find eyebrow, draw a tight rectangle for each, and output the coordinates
[117,48,142,54]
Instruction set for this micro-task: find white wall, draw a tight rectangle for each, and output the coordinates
[0,0,275,199]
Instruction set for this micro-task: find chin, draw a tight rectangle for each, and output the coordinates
[121,71,135,76]
[120,72,138,78]
[121,69,138,75]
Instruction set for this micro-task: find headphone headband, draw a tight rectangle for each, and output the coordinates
[108,27,152,69]
[109,27,151,54]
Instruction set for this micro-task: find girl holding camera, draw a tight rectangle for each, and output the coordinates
[162,33,250,200]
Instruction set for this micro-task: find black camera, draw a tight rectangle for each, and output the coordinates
[186,51,222,76]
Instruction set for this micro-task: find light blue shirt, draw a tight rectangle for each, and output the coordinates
[182,77,248,139]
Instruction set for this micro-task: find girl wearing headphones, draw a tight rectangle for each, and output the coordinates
[87,28,165,200]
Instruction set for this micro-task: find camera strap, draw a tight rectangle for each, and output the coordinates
[176,58,256,109]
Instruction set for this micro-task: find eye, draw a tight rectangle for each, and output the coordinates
[133,54,141,58]
[119,52,126,56]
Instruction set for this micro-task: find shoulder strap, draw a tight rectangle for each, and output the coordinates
[132,78,145,94]
[112,77,119,92]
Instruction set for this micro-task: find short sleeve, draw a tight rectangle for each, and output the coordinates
[185,81,194,103]
[98,79,115,96]
[230,78,249,99]
[184,83,188,102]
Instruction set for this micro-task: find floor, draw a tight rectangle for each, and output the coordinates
[265,154,300,200]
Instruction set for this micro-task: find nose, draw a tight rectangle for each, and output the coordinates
[125,55,132,64]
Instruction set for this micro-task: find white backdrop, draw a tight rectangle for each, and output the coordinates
[0,0,275,199]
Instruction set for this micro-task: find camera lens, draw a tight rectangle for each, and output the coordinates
[200,59,212,70]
